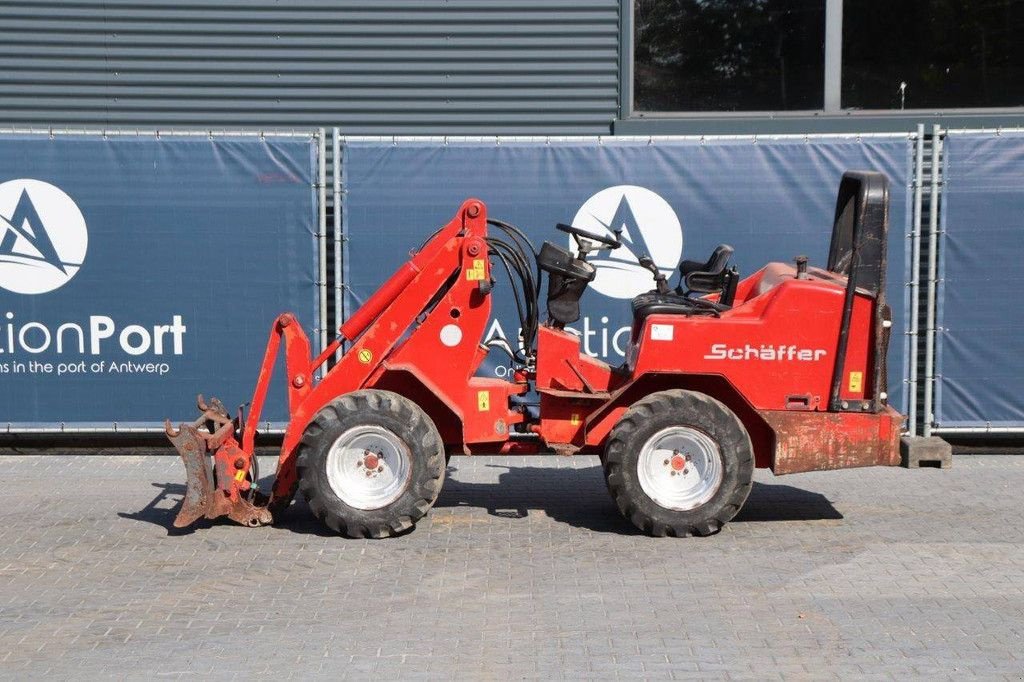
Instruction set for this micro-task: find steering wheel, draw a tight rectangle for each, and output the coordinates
[556,223,621,250]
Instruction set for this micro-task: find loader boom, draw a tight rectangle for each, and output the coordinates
[268,199,505,508]
[167,199,507,525]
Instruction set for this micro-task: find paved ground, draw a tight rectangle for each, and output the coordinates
[0,454,1021,680]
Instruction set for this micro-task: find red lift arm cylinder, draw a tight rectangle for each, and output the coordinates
[341,262,420,342]
[311,261,422,371]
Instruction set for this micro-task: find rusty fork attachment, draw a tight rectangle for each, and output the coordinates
[164,395,273,529]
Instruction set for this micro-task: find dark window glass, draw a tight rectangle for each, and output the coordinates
[843,0,1024,109]
[633,0,826,112]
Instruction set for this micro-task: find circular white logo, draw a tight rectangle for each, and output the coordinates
[0,179,88,295]
[571,185,683,299]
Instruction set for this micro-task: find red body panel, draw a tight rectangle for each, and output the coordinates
[629,263,875,411]
[533,326,625,450]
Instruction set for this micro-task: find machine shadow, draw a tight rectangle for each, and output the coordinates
[430,462,843,534]
[433,463,639,535]
[119,467,290,535]
[118,474,329,537]
[733,481,844,522]
[118,482,209,535]
[124,464,842,537]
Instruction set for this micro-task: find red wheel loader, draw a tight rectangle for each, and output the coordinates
[166,170,903,538]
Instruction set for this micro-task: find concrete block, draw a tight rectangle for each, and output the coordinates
[900,436,953,469]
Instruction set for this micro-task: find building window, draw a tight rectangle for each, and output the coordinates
[634,0,826,113]
[631,0,1024,114]
[843,0,1024,109]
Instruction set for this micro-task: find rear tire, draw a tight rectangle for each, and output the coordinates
[296,390,445,538]
[603,389,753,537]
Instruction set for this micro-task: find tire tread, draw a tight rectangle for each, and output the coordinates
[604,389,754,537]
[296,389,444,539]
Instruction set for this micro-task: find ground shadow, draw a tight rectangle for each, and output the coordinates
[117,471,287,536]
[734,481,844,522]
[432,463,843,534]
[118,482,207,535]
[123,462,841,536]
[432,463,638,534]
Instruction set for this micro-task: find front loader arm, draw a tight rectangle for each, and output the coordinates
[241,313,313,453]
[166,199,491,528]
[164,314,313,529]
[269,200,491,510]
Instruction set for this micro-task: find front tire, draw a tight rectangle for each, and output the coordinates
[296,390,445,538]
[603,389,753,537]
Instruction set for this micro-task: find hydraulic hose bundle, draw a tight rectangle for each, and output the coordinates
[485,218,539,363]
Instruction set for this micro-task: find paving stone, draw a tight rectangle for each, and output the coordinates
[0,454,1021,679]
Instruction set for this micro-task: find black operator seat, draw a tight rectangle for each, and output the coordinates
[631,243,739,322]
[677,244,735,296]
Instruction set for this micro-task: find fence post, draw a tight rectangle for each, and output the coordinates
[908,124,925,436]
[333,127,343,362]
[923,125,942,437]
[317,129,328,377]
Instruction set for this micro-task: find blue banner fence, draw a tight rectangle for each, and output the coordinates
[3,127,1020,436]
[0,130,326,432]
[934,130,1024,434]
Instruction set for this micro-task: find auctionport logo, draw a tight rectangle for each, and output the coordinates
[0,179,88,295]
[571,185,683,299]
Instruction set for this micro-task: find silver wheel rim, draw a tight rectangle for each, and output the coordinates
[637,426,723,511]
[325,425,413,510]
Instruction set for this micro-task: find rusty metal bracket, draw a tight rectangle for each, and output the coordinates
[165,395,273,529]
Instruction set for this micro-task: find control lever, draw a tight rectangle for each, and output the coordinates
[638,255,670,294]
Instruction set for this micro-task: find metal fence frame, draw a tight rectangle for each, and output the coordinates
[332,127,344,364]
[0,127,326,434]
[922,125,942,437]
[906,125,925,436]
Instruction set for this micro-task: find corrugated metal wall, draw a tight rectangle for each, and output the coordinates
[0,0,620,134]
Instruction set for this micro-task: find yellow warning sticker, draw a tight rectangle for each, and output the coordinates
[465,258,487,281]
[234,469,246,482]
[848,371,863,393]
[570,413,581,426]
[477,390,490,411]
[357,348,373,364]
